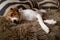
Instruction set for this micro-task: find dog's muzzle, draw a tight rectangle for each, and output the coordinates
[11,17,19,24]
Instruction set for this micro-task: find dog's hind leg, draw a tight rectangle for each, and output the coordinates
[36,14,49,33]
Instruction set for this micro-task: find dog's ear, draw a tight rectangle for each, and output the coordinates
[13,7,19,12]
[10,8,13,10]
[16,8,19,12]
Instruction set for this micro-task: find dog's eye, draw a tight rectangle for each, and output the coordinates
[11,13,14,16]
[11,13,16,16]
[11,13,13,16]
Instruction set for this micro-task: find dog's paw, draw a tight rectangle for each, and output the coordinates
[43,25,49,34]
[45,27,49,34]
[44,19,57,25]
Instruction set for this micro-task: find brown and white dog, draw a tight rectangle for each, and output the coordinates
[4,8,57,34]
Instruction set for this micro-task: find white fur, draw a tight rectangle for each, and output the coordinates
[20,9,49,33]
[11,17,18,22]
[39,9,47,13]
[44,19,57,25]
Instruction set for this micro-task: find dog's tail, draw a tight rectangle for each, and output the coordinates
[36,14,49,33]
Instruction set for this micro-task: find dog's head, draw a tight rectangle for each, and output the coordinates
[5,8,22,24]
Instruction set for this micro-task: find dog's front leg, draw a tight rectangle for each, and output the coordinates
[44,19,57,25]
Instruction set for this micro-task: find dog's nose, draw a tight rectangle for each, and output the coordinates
[11,17,19,24]
[14,20,17,22]
[13,20,19,24]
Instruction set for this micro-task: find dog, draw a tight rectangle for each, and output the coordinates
[4,8,57,34]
